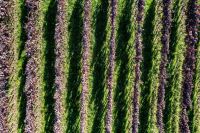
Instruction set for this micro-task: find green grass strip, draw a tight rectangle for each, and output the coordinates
[42,0,56,132]
[146,0,162,132]
[87,0,109,132]
[66,0,83,132]
[164,0,187,132]
[32,0,49,131]
[7,0,22,132]
[113,0,137,132]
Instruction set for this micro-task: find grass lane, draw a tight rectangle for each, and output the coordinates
[113,0,136,132]
[7,0,23,132]
[164,0,187,132]
[146,0,162,132]
[139,0,156,132]
[87,0,109,132]
[66,0,83,132]
[43,0,56,132]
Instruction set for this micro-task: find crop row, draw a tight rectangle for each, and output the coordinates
[156,0,171,132]
[0,0,12,132]
[53,0,67,132]
[105,0,117,132]
[180,0,199,132]
[23,0,41,132]
[132,0,145,132]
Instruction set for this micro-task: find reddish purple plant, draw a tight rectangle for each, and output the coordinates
[53,0,67,132]
[0,0,12,132]
[106,0,117,132]
[80,0,91,132]
[180,0,198,132]
[24,0,40,132]
[156,0,171,132]
[132,0,145,133]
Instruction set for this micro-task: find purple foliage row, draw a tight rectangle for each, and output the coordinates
[0,0,12,132]
[157,0,171,132]
[106,0,117,132]
[53,0,66,132]
[81,0,91,132]
[180,0,198,132]
[132,0,145,133]
[24,0,40,132]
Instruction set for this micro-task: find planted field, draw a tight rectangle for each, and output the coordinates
[0,0,199,133]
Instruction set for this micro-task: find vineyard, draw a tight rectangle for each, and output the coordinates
[0,0,199,132]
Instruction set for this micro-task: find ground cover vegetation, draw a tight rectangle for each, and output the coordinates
[0,0,199,132]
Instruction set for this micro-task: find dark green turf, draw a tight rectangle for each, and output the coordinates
[43,0,56,132]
